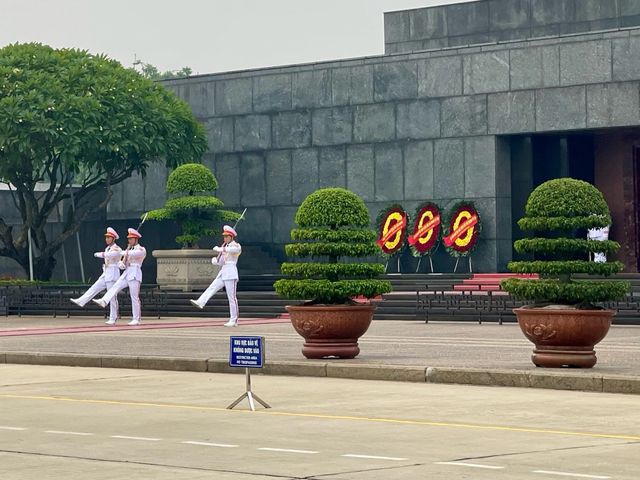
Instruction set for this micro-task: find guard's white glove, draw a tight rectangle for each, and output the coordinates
[94,252,102,258]
[213,246,222,253]
[118,261,126,270]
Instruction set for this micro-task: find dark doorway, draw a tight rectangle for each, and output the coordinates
[510,133,595,261]
[509,129,640,272]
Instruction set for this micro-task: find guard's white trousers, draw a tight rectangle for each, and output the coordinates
[195,277,238,322]
[100,276,141,322]
[75,277,118,321]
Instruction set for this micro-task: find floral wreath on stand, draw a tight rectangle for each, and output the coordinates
[376,204,408,272]
[408,202,442,272]
[443,201,481,272]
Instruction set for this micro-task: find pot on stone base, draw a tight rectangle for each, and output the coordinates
[514,307,614,368]
[153,249,220,291]
[286,304,376,359]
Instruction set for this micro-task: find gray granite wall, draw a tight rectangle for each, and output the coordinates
[5,23,640,279]
[106,27,638,273]
[385,0,640,54]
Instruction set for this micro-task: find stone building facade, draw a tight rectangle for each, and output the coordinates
[2,0,640,280]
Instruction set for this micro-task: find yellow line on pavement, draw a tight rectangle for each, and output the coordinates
[1,393,639,441]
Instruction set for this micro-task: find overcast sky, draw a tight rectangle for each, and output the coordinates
[0,0,470,75]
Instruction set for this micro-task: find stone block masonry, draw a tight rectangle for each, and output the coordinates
[103,3,640,273]
[384,0,640,54]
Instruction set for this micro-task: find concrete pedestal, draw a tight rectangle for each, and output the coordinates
[153,249,220,291]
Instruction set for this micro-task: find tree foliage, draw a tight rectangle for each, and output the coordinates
[135,60,193,80]
[0,43,208,279]
[147,163,239,247]
[502,178,629,306]
[275,188,391,304]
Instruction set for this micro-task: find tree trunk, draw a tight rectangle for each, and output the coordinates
[33,254,57,282]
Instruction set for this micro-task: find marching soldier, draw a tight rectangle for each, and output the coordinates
[93,227,146,326]
[70,227,122,325]
[190,225,241,327]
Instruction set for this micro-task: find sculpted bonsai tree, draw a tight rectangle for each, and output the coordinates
[0,43,207,279]
[502,178,629,307]
[147,163,240,248]
[274,188,391,304]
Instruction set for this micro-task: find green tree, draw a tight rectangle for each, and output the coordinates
[135,60,193,80]
[274,188,391,304]
[502,178,629,305]
[147,163,240,247]
[0,43,208,280]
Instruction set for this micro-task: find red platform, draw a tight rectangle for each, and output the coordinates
[453,273,538,293]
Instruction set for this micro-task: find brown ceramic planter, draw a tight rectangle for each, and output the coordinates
[514,307,614,368]
[286,304,376,359]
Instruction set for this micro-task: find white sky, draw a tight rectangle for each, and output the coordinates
[0,0,470,75]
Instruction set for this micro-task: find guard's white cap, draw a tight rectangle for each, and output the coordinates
[222,225,237,237]
[127,228,142,239]
[104,227,119,240]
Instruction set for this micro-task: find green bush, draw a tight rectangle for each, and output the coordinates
[514,238,620,255]
[274,188,391,304]
[501,178,629,306]
[166,163,218,194]
[147,163,240,247]
[0,280,82,286]
[295,188,370,228]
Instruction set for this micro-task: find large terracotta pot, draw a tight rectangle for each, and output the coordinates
[286,304,376,359]
[514,307,614,368]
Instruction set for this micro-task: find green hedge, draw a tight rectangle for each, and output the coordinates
[501,278,630,305]
[502,178,629,305]
[285,242,380,258]
[518,215,611,232]
[514,238,621,255]
[276,187,390,304]
[508,260,624,276]
[274,279,392,303]
[0,280,82,286]
[280,263,384,279]
[290,228,377,243]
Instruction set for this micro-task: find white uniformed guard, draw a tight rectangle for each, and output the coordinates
[190,225,242,327]
[93,227,146,326]
[70,227,122,324]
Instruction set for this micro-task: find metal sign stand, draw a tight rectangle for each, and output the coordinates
[227,368,271,411]
[227,336,270,411]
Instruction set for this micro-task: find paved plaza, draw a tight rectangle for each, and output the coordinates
[1,364,638,479]
[1,316,639,392]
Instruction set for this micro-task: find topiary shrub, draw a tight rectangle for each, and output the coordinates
[274,188,392,304]
[147,163,240,247]
[502,178,630,307]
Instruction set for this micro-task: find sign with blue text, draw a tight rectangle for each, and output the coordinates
[229,336,265,368]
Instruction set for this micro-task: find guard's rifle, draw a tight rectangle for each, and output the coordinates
[215,208,247,262]
[120,212,149,269]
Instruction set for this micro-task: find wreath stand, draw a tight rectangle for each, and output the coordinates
[385,254,401,273]
[453,255,473,273]
[415,253,435,273]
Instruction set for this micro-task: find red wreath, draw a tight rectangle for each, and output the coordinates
[408,203,441,256]
[443,202,481,256]
[376,205,408,255]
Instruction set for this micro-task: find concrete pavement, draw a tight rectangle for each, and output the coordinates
[1,316,639,394]
[1,364,638,479]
